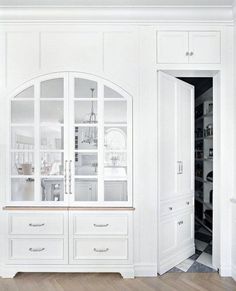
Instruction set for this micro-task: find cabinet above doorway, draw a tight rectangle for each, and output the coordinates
[157,31,221,64]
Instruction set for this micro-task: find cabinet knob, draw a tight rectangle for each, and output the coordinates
[186,201,190,205]
[186,52,189,56]
[169,207,173,211]
[189,52,194,56]
[178,221,184,225]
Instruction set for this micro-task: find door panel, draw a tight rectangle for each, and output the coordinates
[177,81,194,196]
[158,72,177,201]
[189,31,221,64]
[176,212,194,247]
[157,32,189,64]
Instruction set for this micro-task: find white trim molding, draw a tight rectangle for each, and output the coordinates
[0,6,233,23]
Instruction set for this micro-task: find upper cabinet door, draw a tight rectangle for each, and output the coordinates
[189,31,221,64]
[157,31,189,64]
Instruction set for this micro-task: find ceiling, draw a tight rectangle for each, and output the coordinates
[0,0,233,6]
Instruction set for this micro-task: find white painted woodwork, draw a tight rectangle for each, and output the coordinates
[189,31,221,64]
[73,214,128,236]
[73,238,128,261]
[157,32,189,64]
[8,238,66,264]
[157,31,221,64]
[9,212,65,235]
[157,72,194,274]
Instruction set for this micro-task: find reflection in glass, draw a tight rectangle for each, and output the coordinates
[40,126,64,150]
[11,152,34,175]
[15,86,34,99]
[75,126,98,150]
[74,178,97,201]
[74,101,97,124]
[104,101,127,124]
[75,153,98,175]
[74,78,97,98]
[11,101,34,124]
[104,86,123,99]
[40,101,64,124]
[40,78,64,99]
[11,178,34,201]
[11,127,34,149]
[41,178,64,201]
[41,152,64,176]
[104,181,127,201]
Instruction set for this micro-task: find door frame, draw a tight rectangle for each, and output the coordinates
[159,69,220,271]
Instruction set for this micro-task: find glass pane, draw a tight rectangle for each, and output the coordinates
[104,101,127,124]
[75,126,98,150]
[104,127,127,150]
[104,86,123,99]
[74,178,97,201]
[74,78,97,98]
[104,152,127,178]
[11,152,34,175]
[11,178,34,201]
[75,153,98,176]
[40,126,64,150]
[41,178,64,201]
[15,86,34,99]
[40,101,64,124]
[40,78,64,99]
[41,152,64,176]
[74,101,97,124]
[11,101,34,124]
[11,127,34,149]
[104,181,127,201]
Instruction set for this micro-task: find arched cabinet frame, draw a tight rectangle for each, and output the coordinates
[7,72,132,207]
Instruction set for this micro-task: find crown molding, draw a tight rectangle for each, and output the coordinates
[0,6,233,23]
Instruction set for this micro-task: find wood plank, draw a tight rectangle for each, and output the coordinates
[0,273,236,291]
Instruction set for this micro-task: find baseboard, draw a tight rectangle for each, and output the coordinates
[134,263,157,277]
[158,244,195,275]
[231,265,236,280]
[220,264,232,277]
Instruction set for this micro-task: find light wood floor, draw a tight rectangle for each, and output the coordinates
[1,272,236,291]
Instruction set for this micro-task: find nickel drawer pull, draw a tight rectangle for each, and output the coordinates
[178,221,184,225]
[93,248,109,253]
[29,223,45,227]
[29,247,45,252]
[93,223,109,227]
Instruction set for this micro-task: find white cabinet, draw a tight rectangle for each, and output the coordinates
[157,31,221,64]
[157,72,194,274]
[189,32,221,64]
[157,31,189,64]
[8,72,132,207]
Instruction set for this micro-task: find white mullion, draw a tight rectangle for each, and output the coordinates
[127,98,133,206]
[98,82,104,204]
[68,73,74,206]
[34,81,40,203]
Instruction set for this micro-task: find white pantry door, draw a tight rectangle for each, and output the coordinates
[158,71,194,274]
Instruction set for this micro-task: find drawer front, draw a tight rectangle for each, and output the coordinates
[73,238,128,260]
[73,215,128,236]
[160,196,193,216]
[8,238,65,263]
[9,213,64,235]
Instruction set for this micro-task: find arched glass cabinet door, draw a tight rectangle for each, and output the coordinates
[70,74,132,206]
[8,72,132,206]
[9,74,68,205]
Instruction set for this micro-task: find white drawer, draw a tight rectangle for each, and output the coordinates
[160,196,193,216]
[73,238,128,261]
[9,213,64,235]
[73,214,128,236]
[8,238,65,263]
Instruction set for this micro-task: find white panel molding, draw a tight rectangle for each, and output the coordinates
[0,6,233,23]
[134,263,157,277]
